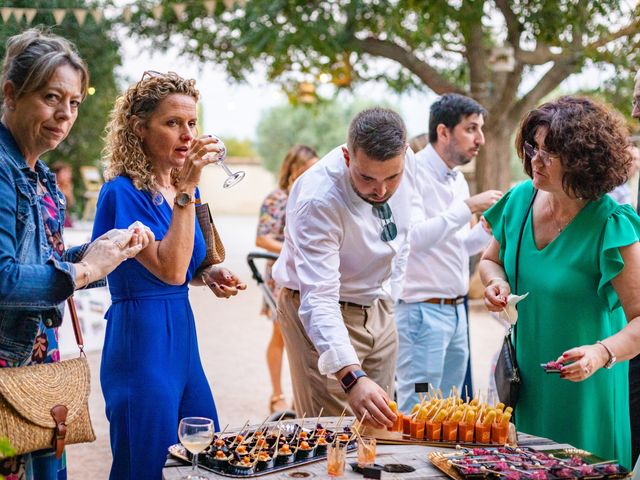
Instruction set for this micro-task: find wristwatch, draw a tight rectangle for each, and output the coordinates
[174,191,195,208]
[339,369,368,393]
[597,341,617,369]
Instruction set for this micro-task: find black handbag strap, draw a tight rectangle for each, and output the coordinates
[511,187,538,345]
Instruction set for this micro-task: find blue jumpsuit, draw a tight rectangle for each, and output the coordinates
[92,176,219,480]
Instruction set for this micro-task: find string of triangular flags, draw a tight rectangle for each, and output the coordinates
[0,1,246,26]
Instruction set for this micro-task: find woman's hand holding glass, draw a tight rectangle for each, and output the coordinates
[177,135,224,190]
[201,266,247,298]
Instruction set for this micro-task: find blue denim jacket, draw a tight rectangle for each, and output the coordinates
[0,122,94,363]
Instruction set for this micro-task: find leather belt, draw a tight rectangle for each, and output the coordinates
[423,296,465,306]
[288,289,370,309]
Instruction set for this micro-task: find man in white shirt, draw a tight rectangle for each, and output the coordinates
[273,107,418,428]
[396,94,502,412]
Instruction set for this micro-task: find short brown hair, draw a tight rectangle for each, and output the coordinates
[347,107,406,160]
[516,96,631,200]
[278,144,318,191]
[1,28,89,107]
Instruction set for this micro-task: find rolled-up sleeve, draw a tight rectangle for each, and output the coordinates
[292,200,360,376]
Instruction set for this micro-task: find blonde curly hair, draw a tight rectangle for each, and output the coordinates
[102,72,199,192]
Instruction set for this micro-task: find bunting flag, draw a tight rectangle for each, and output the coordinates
[0,1,248,26]
[52,8,66,24]
[0,8,13,23]
[12,8,24,23]
[152,5,164,20]
[90,8,103,24]
[73,8,87,26]
[172,3,186,19]
[204,0,216,15]
[122,5,132,23]
[24,8,37,24]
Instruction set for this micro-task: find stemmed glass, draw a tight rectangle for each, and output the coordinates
[178,417,214,480]
[206,136,246,188]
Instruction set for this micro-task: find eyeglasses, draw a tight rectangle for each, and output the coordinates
[128,71,178,118]
[633,97,640,110]
[372,203,397,242]
[523,141,554,167]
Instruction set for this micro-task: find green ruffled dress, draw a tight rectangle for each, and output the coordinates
[485,180,640,468]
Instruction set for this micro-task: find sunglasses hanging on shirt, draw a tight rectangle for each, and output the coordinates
[372,202,398,242]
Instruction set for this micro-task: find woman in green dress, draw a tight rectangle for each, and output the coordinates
[480,96,640,468]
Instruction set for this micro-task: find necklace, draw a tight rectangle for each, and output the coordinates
[156,181,173,190]
[547,196,572,233]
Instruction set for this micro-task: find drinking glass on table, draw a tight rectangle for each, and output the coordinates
[205,135,246,188]
[178,417,214,480]
[327,443,347,477]
[357,437,376,467]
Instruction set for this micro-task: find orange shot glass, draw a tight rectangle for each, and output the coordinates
[327,444,347,477]
[357,437,377,467]
[491,422,509,444]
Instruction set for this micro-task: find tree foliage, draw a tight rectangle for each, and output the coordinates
[0,0,122,207]
[129,0,640,190]
[255,97,395,175]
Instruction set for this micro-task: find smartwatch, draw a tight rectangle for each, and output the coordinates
[339,369,368,393]
[174,191,195,208]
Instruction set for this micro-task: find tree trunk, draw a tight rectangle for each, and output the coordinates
[475,125,513,194]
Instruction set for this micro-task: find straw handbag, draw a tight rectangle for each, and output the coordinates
[196,202,225,267]
[0,298,95,459]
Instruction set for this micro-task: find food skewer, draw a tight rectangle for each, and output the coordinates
[242,414,270,445]
[310,407,324,439]
[228,420,250,449]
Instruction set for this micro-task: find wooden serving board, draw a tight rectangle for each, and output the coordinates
[359,423,517,448]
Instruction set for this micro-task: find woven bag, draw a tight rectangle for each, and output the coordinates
[0,298,95,459]
[196,202,225,268]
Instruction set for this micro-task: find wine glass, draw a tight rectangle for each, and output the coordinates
[178,417,214,480]
[206,136,246,188]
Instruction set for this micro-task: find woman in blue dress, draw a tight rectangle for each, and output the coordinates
[92,71,246,480]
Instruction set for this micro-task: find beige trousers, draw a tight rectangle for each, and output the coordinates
[277,287,397,417]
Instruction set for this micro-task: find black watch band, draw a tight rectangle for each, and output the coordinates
[339,369,368,393]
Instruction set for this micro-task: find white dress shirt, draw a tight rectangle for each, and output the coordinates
[273,145,420,375]
[401,144,491,302]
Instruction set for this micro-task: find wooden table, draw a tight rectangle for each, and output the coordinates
[162,417,569,480]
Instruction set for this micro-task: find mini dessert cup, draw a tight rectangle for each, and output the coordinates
[315,435,329,455]
[327,443,347,477]
[425,420,443,441]
[475,420,491,444]
[491,422,509,444]
[458,422,475,443]
[442,420,459,442]
[357,437,376,467]
[410,419,425,440]
[295,440,317,460]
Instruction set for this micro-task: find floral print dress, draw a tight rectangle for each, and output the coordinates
[256,188,288,319]
[0,182,67,480]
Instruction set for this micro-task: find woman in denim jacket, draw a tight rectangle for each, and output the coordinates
[0,29,151,480]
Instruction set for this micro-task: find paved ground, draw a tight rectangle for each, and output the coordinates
[64,215,505,479]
